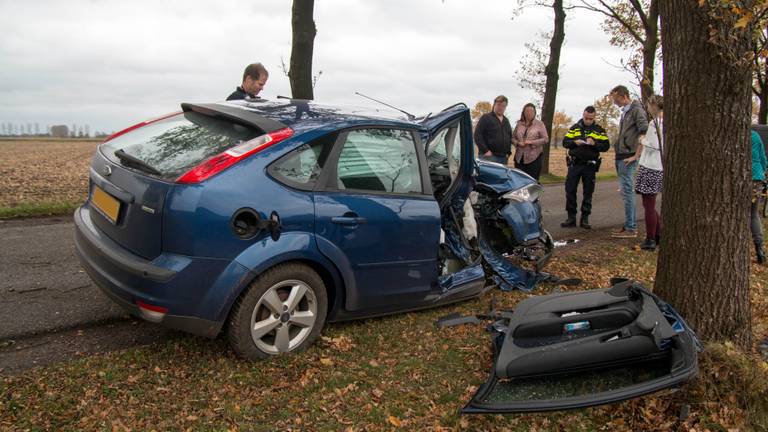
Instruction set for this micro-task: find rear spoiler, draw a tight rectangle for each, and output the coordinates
[181,103,287,134]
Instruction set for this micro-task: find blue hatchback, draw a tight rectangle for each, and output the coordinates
[74,99,551,359]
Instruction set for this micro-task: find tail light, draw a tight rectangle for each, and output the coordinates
[176,127,294,184]
[102,111,182,143]
[136,300,168,322]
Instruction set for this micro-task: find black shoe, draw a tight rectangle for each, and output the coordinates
[756,242,766,264]
[640,239,656,251]
[561,216,576,228]
[580,215,591,229]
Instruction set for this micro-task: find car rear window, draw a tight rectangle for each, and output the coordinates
[101,112,264,180]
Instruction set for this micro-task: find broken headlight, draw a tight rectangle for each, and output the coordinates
[502,183,543,203]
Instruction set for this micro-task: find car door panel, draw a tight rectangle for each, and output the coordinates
[314,127,442,311]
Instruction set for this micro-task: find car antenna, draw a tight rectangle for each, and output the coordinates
[354,92,415,120]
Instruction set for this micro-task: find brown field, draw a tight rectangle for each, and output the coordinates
[0,140,615,208]
[522,147,617,178]
[0,139,99,207]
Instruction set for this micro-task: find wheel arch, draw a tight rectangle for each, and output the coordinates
[217,241,347,331]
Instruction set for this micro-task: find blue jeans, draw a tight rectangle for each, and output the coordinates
[616,159,638,230]
[481,154,508,165]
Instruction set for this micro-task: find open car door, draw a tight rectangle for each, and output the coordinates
[462,280,700,414]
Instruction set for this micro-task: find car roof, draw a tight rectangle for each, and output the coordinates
[214,99,423,134]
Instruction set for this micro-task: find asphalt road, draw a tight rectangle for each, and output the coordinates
[0,180,643,342]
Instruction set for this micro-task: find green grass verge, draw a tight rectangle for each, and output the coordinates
[539,172,619,185]
[0,201,81,219]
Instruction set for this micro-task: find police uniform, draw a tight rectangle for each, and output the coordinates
[561,120,610,228]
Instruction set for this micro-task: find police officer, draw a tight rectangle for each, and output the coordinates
[561,106,610,229]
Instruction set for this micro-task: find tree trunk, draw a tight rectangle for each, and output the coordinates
[639,0,660,102]
[655,1,754,349]
[539,0,566,176]
[289,0,316,100]
[759,58,768,124]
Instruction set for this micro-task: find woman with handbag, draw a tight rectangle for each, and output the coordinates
[626,95,664,251]
[512,103,548,181]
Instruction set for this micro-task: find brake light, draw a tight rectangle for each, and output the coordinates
[102,111,182,143]
[176,127,294,184]
[136,300,168,323]
[136,300,168,313]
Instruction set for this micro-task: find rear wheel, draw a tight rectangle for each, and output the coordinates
[226,263,327,360]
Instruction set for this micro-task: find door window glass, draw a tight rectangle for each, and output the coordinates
[336,129,422,194]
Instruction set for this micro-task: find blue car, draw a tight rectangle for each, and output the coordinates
[74,99,552,359]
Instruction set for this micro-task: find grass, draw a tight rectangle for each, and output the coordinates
[539,172,619,185]
[2,229,767,431]
[0,201,81,219]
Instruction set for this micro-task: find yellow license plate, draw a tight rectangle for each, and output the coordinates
[91,185,121,224]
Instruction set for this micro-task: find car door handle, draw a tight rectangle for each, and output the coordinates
[331,214,367,226]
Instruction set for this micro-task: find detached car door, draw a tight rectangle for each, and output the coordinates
[314,127,441,311]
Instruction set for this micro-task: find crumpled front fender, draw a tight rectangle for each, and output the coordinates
[475,159,536,194]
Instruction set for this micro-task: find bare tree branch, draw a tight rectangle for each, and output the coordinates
[575,1,645,44]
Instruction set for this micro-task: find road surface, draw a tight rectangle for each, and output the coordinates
[0,180,643,341]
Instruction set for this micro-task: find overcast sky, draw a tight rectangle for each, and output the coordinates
[0,0,640,134]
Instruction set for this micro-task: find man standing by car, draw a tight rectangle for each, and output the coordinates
[610,85,648,238]
[561,106,610,229]
[474,95,513,164]
[226,63,269,101]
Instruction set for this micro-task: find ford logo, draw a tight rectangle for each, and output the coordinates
[102,165,112,176]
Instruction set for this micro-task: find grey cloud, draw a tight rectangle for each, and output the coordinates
[0,0,637,132]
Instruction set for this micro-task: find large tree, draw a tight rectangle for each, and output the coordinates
[514,0,567,176]
[578,0,660,102]
[654,0,765,349]
[539,0,567,176]
[753,22,768,124]
[288,0,317,100]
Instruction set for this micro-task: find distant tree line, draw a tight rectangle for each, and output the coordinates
[0,122,111,138]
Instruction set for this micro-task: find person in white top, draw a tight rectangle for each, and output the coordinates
[629,95,664,251]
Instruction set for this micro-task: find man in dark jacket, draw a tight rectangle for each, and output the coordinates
[561,106,610,229]
[474,95,513,165]
[226,63,269,101]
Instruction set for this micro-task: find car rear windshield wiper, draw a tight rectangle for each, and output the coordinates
[113,149,163,176]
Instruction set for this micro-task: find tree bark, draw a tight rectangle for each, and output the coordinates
[289,0,316,100]
[758,56,768,124]
[639,0,659,102]
[539,0,566,176]
[655,1,754,349]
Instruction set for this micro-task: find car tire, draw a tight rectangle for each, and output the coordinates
[226,263,328,360]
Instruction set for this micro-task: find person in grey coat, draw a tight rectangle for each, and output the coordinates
[609,85,649,238]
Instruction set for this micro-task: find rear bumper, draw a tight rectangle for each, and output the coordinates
[94,272,222,337]
[73,205,226,338]
[74,203,176,282]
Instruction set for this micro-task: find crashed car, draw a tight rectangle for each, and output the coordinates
[74,99,552,359]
